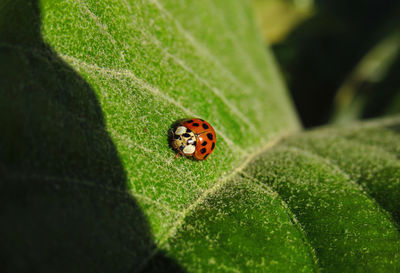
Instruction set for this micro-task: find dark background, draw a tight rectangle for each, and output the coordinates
[254,0,400,127]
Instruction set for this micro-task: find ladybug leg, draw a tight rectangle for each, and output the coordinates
[175,152,184,159]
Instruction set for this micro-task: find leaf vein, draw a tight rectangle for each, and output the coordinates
[91,0,260,136]
[147,0,262,97]
[134,132,290,273]
[285,145,398,227]
[205,0,270,90]
[239,172,321,273]
[59,54,243,153]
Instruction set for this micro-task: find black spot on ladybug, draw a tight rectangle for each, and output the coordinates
[186,128,192,133]
[174,135,180,140]
[192,141,196,146]
[202,123,209,129]
[193,123,200,127]
[201,141,208,146]
[183,133,191,138]
[207,133,213,140]
[186,120,193,123]
[203,153,209,159]
[200,148,207,154]
[211,142,215,150]
[179,145,185,151]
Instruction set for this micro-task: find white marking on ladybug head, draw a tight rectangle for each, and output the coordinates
[175,126,187,135]
[183,144,195,154]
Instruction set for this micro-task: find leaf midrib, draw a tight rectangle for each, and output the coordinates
[135,132,292,273]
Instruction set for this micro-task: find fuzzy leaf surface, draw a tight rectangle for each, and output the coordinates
[1,0,399,272]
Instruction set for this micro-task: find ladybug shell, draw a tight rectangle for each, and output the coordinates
[182,118,216,160]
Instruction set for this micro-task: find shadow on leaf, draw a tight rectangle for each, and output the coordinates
[0,1,185,272]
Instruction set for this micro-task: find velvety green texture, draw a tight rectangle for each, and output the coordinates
[162,117,400,273]
[1,0,399,272]
[38,0,299,239]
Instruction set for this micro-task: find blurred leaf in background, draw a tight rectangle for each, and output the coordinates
[331,31,400,124]
[251,0,314,44]
[253,0,400,127]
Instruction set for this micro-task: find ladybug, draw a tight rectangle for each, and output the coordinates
[171,118,216,160]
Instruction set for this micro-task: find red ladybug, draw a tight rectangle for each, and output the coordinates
[171,118,216,160]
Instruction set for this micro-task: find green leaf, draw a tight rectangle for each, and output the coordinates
[38,0,300,238]
[1,0,399,272]
[2,0,298,245]
[150,116,400,272]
